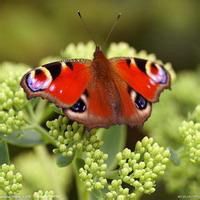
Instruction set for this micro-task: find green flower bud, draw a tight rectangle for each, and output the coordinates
[179,108,200,163]
[107,137,170,198]
[0,164,23,195]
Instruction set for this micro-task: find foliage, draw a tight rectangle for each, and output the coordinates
[0,42,199,199]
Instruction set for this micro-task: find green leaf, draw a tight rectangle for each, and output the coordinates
[99,125,126,170]
[0,140,10,164]
[56,154,74,167]
[0,129,43,147]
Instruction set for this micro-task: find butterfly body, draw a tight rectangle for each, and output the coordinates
[21,46,170,128]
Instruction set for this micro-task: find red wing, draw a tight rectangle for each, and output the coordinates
[110,57,171,102]
[20,59,92,108]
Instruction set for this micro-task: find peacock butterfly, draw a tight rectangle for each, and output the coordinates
[20,45,170,128]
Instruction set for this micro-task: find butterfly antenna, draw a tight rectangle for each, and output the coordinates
[77,10,98,46]
[102,13,121,47]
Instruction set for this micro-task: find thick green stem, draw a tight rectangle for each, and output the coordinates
[73,158,89,200]
[0,140,10,165]
[26,103,36,122]
[34,100,54,124]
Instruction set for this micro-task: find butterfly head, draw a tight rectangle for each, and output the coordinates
[93,45,108,63]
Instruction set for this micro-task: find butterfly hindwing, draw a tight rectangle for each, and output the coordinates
[110,57,170,102]
[20,59,92,108]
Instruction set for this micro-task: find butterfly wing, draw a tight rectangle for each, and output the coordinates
[20,59,92,108]
[110,57,170,102]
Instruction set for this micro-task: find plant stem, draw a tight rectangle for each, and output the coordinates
[73,158,89,200]
[34,100,50,124]
[33,124,56,145]
[0,140,10,165]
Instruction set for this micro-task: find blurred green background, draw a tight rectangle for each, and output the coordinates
[0,0,200,70]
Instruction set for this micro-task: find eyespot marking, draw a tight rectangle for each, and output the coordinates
[150,63,159,74]
[70,98,86,113]
[26,68,52,92]
[129,89,149,110]
[135,93,148,110]
[146,62,168,84]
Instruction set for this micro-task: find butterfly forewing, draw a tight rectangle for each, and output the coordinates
[110,57,170,102]
[20,59,92,108]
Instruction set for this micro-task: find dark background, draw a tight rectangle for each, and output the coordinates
[0,0,200,70]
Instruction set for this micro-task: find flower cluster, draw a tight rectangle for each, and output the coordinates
[61,41,95,59]
[46,116,85,157]
[47,113,170,199]
[0,164,22,195]
[79,137,108,191]
[0,62,28,134]
[46,115,108,191]
[32,190,55,200]
[145,65,200,195]
[106,137,170,199]
[179,105,200,163]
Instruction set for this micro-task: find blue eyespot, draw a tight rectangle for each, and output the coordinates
[26,73,41,92]
[135,93,148,110]
[70,99,86,113]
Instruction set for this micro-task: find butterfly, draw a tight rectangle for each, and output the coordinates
[20,45,170,129]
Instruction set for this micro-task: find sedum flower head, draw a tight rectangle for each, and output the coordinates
[46,115,108,191]
[33,190,55,200]
[0,62,28,134]
[179,105,200,163]
[61,41,95,59]
[46,116,85,157]
[79,148,108,191]
[0,164,23,195]
[106,137,170,199]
